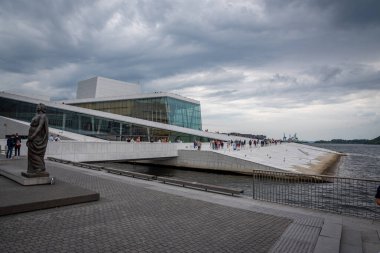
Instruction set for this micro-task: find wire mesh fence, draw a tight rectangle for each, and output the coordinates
[252,170,380,220]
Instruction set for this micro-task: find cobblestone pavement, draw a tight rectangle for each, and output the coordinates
[0,162,292,253]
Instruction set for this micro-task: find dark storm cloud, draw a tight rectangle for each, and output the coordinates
[0,0,379,110]
[182,63,380,110]
[0,0,378,139]
[0,0,375,83]
[308,0,380,28]
[266,0,380,27]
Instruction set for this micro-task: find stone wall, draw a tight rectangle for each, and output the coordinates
[1,139,179,162]
[46,142,179,162]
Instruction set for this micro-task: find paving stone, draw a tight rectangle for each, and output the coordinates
[363,242,380,253]
[313,236,340,253]
[362,230,380,243]
[270,223,321,253]
[320,222,342,239]
[0,162,292,253]
[341,227,362,247]
[340,243,362,253]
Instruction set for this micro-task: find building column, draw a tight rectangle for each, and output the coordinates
[61,114,66,131]
[78,115,82,134]
[91,117,95,133]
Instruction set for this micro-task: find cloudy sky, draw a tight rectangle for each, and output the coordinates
[1,0,379,141]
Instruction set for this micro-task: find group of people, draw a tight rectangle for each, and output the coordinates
[193,140,202,150]
[124,137,181,143]
[6,133,22,159]
[208,139,284,151]
[126,136,141,143]
[48,135,61,142]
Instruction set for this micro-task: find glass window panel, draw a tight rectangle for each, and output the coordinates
[1,96,208,141]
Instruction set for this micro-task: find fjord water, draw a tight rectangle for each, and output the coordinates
[99,144,380,196]
[97,144,379,218]
[303,144,379,218]
[312,143,380,180]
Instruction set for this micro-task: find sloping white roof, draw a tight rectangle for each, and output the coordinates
[64,91,200,105]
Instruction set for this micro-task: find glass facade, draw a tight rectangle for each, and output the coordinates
[0,97,207,142]
[70,96,202,130]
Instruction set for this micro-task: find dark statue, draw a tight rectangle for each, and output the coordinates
[22,103,49,178]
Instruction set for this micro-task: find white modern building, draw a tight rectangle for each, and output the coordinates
[0,77,232,142]
[0,77,340,175]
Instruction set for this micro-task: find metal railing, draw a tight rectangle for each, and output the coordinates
[252,170,380,220]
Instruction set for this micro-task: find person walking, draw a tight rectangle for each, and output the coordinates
[6,135,15,159]
[14,133,21,159]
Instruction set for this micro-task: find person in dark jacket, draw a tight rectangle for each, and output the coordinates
[6,135,15,159]
[376,185,380,206]
[14,133,22,159]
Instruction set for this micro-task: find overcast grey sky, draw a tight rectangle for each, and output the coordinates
[1,0,379,140]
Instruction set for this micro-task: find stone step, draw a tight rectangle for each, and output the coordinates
[313,221,342,253]
[362,229,380,253]
[340,226,362,253]
[339,225,380,253]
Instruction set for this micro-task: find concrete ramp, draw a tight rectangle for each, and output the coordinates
[140,143,341,175]
[200,142,342,175]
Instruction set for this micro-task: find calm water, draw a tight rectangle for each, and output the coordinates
[98,160,255,195]
[96,144,380,218]
[97,144,380,196]
[312,143,380,180]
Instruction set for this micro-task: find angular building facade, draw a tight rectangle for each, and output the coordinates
[0,77,227,142]
[67,76,202,130]
[67,94,201,131]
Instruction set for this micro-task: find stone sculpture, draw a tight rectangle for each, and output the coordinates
[22,103,49,177]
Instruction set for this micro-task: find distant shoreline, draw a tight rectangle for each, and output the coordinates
[313,136,380,145]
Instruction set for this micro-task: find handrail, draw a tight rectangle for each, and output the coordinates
[104,167,156,180]
[157,176,243,196]
[252,169,379,220]
[252,169,380,183]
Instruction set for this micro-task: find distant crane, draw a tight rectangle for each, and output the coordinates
[285,133,299,142]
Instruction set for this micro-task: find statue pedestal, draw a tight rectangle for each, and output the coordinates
[0,166,53,186]
[21,171,50,178]
[20,171,51,185]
